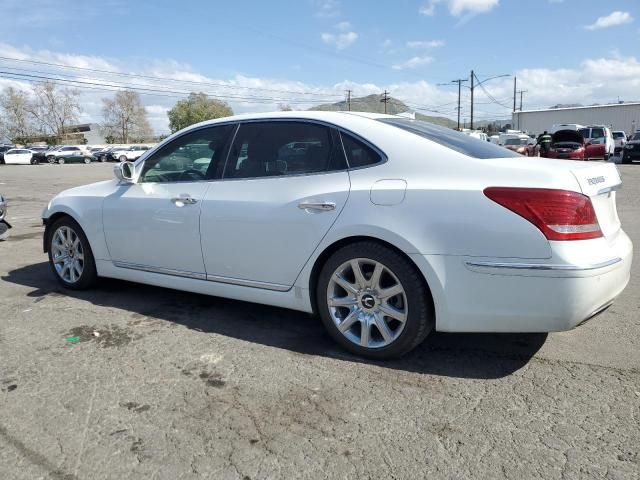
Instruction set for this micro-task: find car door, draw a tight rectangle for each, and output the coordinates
[102,123,236,277]
[199,120,350,289]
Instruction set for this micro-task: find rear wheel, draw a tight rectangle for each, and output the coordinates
[47,217,97,290]
[316,241,433,359]
[47,155,55,164]
[30,157,38,165]
[58,158,65,165]
[119,155,127,162]
[84,157,91,164]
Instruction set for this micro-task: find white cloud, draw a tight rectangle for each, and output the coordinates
[392,56,434,70]
[585,11,633,30]
[335,21,352,31]
[420,0,499,17]
[313,0,340,18]
[407,40,445,49]
[320,31,358,50]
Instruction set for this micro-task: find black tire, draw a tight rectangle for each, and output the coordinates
[47,216,98,290]
[30,157,38,165]
[46,155,55,164]
[316,241,434,359]
[621,155,631,164]
[119,155,127,162]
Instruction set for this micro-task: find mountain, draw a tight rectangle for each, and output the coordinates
[309,94,457,129]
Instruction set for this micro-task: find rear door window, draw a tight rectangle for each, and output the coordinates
[379,118,519,159]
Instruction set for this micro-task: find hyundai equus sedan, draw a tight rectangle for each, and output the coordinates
[42,112,632,358]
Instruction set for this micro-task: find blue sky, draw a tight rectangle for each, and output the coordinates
[1,0,638,132]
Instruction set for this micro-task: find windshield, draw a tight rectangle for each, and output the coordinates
[504,138,526,146]
[612,132,625,139]
[379,118,519,159]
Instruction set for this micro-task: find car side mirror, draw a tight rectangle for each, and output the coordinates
[114,161,135,183]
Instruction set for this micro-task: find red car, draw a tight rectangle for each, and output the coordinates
[503,137,532,155]
[547,130,585,160]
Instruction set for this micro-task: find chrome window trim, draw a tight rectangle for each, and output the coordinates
[464,257,622,272]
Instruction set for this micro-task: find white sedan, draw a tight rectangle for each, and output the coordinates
[3,148,37,165]
[42,111,632,358]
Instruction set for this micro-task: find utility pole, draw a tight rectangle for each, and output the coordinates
[451,79,468,130]
[470,70,474,130]
[345,89,352,111]
[380,90,390,114]
[517,90,527,111]
[513,76,517,112]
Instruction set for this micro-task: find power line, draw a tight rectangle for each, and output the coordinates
[0,70,343,105]
[0,56,344,98]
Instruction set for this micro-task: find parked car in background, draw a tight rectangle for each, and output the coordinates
[110,145,151,162]
[546,130,585,160]
[41,111,632,359]
[622,131,640,164]
[46,146,86,163]
[93,147,115,162]
[2,148,38,165]
[0,193,10,240]
[579,126,614,160]
[54,149,93,164]
[612,131,627,155]
[0,145,15,164]
[503,137,529,155]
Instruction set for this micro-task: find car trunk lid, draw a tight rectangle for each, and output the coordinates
[570,162,622,238]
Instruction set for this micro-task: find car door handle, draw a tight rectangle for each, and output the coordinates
[172,196,198,205]
[298,201,336,211]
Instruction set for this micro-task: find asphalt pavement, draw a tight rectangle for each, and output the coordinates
[0,162,638,479]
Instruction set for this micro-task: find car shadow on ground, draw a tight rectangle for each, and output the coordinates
[3,262,547,380]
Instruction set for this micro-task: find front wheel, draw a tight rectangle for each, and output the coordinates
[47,217,97,290]
[58,158,65,165]
[30,157,38,165]
[316,241,433,359]
[119,155,127,162]
[84,157,91,164]
[47,155,55,164]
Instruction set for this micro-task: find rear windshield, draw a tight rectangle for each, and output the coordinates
[590,128,605,139]
[379,118,519,159]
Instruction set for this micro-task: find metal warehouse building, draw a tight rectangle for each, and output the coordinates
[512,102,640,136]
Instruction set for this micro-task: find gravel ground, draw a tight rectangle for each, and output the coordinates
[0,162,638,480]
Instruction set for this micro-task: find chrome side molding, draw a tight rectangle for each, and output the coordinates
[113,261,291,291]
[464,257,622,272]
[113,261,207,280]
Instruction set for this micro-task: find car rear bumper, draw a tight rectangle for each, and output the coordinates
[410,230,632,332]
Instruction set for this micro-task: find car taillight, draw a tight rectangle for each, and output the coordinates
[484,187,602,241]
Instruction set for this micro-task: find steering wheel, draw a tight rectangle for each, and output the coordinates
[179,169,206,181]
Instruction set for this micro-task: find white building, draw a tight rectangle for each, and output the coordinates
[512,102,640,135]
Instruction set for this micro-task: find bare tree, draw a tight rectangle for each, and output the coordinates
[101,90,152,143]
[0,86,36,141]
[28,81,81,140]
[277,103,293,111]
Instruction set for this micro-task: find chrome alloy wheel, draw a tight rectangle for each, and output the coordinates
[327,258,408,349]
[51,226,84,283]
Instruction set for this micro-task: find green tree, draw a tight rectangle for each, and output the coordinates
[167,93,233,133]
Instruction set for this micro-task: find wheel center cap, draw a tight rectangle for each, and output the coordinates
[360,294,376,310]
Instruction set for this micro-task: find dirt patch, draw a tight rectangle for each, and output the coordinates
[64,324,139,348]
